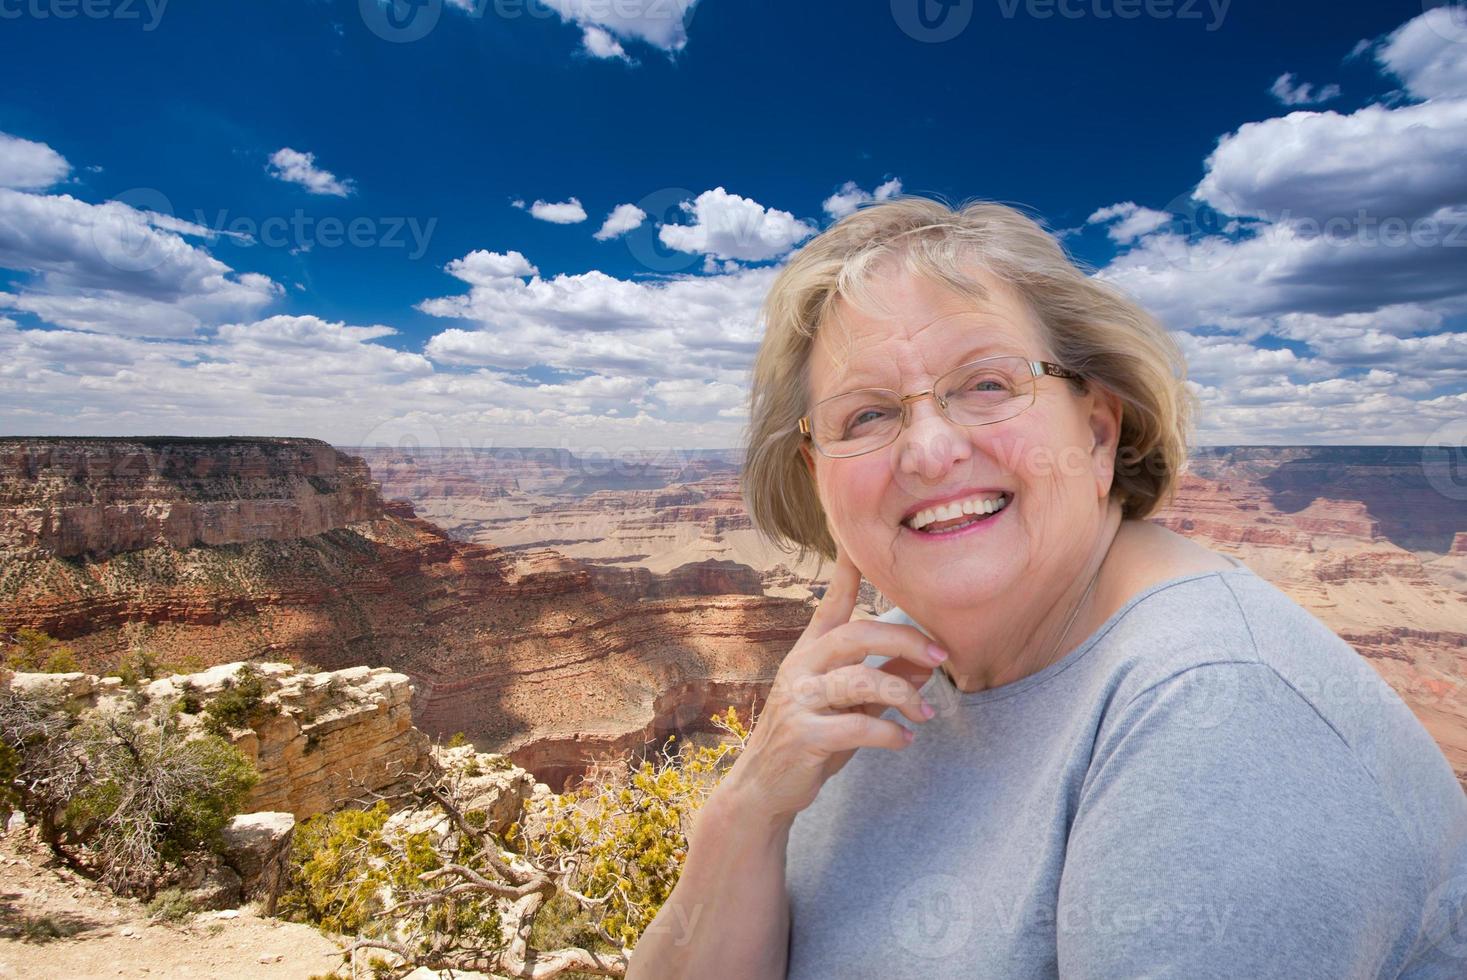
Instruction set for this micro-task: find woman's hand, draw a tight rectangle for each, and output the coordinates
[719,545,949,827]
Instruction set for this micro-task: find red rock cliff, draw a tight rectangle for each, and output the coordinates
[0,438,810,794]
[0,437,381,559]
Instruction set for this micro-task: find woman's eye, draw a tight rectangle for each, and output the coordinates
[848,408,890,430]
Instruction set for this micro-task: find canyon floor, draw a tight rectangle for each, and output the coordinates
[0,829,342,979]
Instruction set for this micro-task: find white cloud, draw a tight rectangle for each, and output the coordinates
[1195,99,1467,225]
[528,198,588,224]
[1081,9,1467,444]
[266,147,355,197]
[1268,72,1341,106]
[648,377,744,411]
[0,188,280,337]
[581,25,631,62]
[0,313,452,442]
[822,178,903,220]
[445,249,539,284]
[0,131,71,190]
[1096,213,1467,326]
[658,187,816,261]
[702,255,740,274]
[538,0,699,54]
[442,0,699,61]
[419,247,776,379]
[1377,8,1467,100]
[215,315,404,351]
[1086,201,1172,244]
[594,203,647,240]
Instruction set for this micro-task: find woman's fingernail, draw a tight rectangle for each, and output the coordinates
[927,644,949,664]
[921,701,936,719]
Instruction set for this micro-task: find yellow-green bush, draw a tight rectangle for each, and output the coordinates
[279,706,751,975]
[511,706,747,949]
[279,800,503,953]
[1,628,78,674]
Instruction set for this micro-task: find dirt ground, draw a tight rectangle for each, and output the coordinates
[0,826,347,979]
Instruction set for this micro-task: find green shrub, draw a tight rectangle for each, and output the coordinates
[111,648,159,687]
[278,802,394,934]
[41,649,79,673]
[111,647,204,688]
[0,738,17,818]
[201,664,272,737]
[170,653,206,675]
[175,681,204,715]
[279,800,501,951]
[3,687,259,898]
[64,713,259,896]
[146,888,197,923]
[6,914,80,942]
[0,686,84,841]
[2,629,79,674]
[272,706,760,976]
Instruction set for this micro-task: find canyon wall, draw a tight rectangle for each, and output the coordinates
[1188,445,1464,553]
[586,558,765,600]
[0,437,380,559]
[0,438,809,793]
[4,661,432,820]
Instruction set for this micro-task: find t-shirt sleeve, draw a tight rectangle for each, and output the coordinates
[1057,661,1429,979]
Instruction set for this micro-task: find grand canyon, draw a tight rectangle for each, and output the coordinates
[2,436,1464,792]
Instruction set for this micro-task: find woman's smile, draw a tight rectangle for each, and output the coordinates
[899,491,1012,540]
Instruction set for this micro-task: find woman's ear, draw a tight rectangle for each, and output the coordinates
[801,441,817,483]
[1086,385,1123,499]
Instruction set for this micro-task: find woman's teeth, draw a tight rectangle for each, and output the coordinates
[905,493,1009,532]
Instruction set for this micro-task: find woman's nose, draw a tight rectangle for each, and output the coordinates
[893,397,973,480]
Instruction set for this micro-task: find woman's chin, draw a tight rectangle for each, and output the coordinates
[887,559,1015,608]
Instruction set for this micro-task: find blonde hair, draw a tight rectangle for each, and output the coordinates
[740,195,1196,566]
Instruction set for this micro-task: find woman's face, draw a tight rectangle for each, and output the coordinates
[801,265,1120,611]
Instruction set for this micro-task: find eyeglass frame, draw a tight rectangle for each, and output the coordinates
[797,355,1085,459]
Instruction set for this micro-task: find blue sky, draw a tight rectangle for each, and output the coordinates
[1,0,1464,451]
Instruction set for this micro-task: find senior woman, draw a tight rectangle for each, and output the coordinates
[628,198,1467,979]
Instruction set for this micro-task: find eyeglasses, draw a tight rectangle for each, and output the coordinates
[798,355,1084,459]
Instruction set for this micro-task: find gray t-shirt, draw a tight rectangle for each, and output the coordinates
[784,560,1467,979]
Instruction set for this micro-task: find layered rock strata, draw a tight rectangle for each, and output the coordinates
[0,437,380,559]
[0,438,809,793]
[3,662,431,820]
